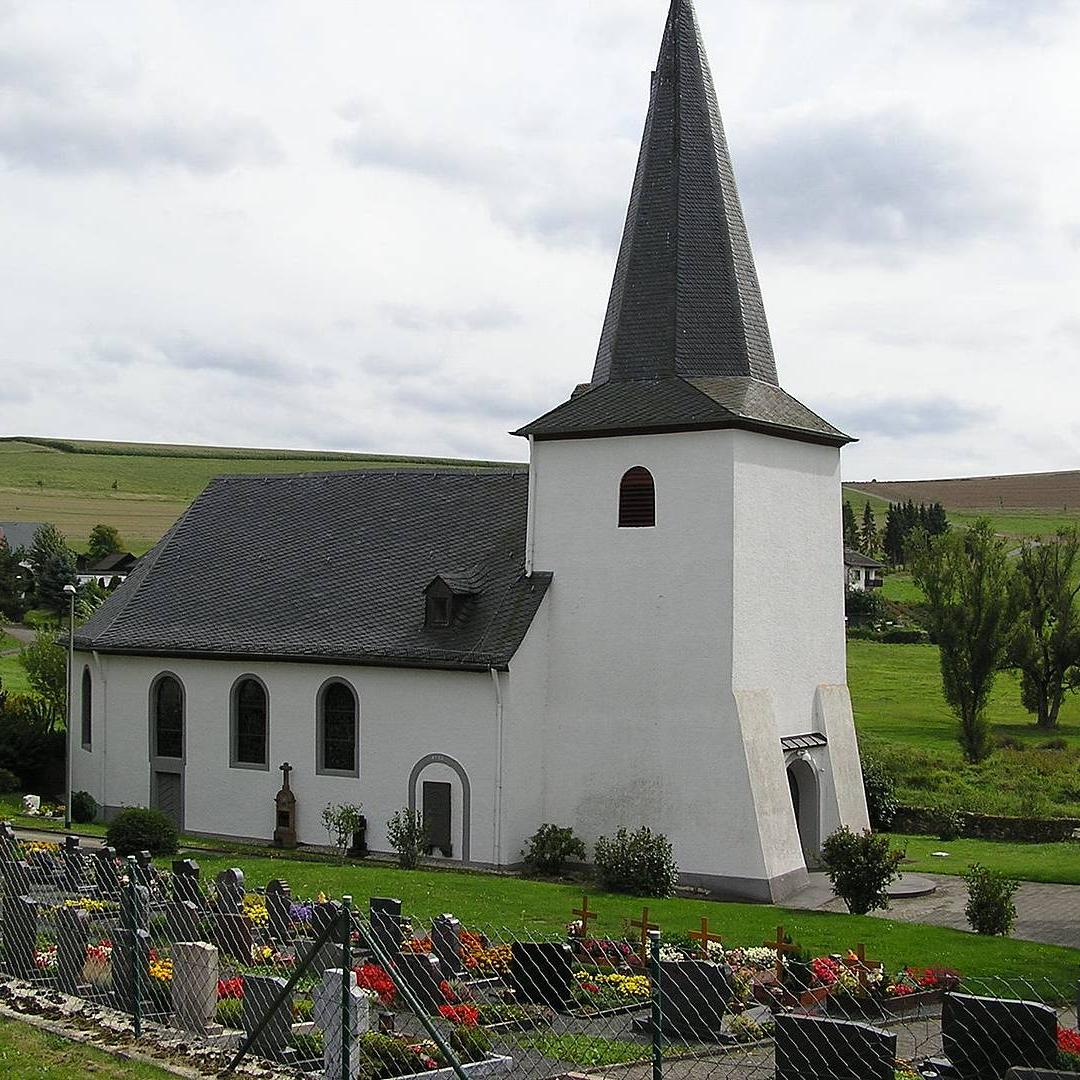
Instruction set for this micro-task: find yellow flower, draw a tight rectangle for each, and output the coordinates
[149,959,173,983]
[242,894,269,929]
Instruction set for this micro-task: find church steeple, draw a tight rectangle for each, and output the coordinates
[593,0,777,386]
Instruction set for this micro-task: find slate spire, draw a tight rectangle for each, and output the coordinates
[592,0,778,386]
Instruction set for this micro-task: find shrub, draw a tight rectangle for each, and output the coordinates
[593,826,678,897]
[70,790,98,824]
[0,766,20,793]
[861,757,898,830]
[935,808,964,841]
[996,735,1023,751]
[216,997,243,1028]
[449,1023,493,1063]
[880,628,927,645]
[106,807,178,856]
[359,1032,440,1078]
[521,824,586,876]
[1041,737,1068,751]
[386,807,427,870]
[845,589,884,617]
[321,802,363,862]
[820,826,904,916]
[964,863,1018,936]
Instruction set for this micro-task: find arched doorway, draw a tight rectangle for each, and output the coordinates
[786,756,820,865]
[408,754,471,863]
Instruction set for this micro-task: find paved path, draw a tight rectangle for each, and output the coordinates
[0,623,33,649]
[786,871,1080,948]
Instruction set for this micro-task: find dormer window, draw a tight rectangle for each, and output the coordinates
[619,467,656,528]
[427,594,451,628]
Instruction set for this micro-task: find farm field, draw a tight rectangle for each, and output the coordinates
[0,437,517,554]
[847,639,1080,817]
[849,470,1080,512]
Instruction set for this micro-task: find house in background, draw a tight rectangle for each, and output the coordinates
[76,552,140,588]
[844,549,885,592]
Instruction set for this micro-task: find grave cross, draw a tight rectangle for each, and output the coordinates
[689,916,723,960]
[571,895,597,940]
[763,925,801,981]
[844,942,883,992]
[630,907,659,959]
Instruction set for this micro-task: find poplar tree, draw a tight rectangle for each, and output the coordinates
[842,500,860,550]
[860,502,879,556]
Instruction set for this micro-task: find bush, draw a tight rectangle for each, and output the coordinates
[964,863,1019,936]
[0,691,65,794]
[1040,737,1068,751]
[820,826,905,915]
[216,998,243,1028]
[70,790,98,824]
[385,807,427,870]
[880,628,928,644]
[321,802,363,862]
[449,1024,493,1063]
[845,589,884,617]
[359,1032,440,1079]
[593,826,678,897]
[861,757,898,830]
[521,824,586,876]
[935,808,964,841]
[106,807,178,856]
[0,766,20,793]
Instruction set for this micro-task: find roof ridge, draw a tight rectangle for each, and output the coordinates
[207,466,529,484]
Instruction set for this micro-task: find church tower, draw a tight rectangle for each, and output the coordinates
[514,0,869,901]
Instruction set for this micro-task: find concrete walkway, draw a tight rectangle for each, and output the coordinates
[786,870,1080,948]
[0,623,34,647]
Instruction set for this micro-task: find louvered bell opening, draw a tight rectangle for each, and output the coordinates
[619,467,656,528]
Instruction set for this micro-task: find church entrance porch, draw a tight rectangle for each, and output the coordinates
[786,755,820,867]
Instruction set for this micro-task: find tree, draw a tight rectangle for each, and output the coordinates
[87,524,124,562]
[18,628,67,730]
[842,500,860,549]
[0,538,29,621]
[883,505,905,565]
[927,502,949,536]
[860,502,878,556]
[820,827,905,915]
[911,520,1016,763]
[1008,530,1080,729]
[27,524,76,614]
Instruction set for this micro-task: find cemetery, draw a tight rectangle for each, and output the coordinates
[2,824,1080,1079]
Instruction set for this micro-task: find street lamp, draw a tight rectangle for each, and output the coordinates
[63,583,77,831]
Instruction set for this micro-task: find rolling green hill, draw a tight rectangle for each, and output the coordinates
[0,437,519,554]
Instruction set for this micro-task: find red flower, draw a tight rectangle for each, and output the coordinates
[811,957,840,987]
[439,980,458,1004]
[217,977,245,1000]
[438,1004,479,1028]
[354,963,397,1005]
[583,982,599,994]
[1058,1027,1080,1055]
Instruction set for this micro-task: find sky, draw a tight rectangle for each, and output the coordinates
[1,0,1078,481]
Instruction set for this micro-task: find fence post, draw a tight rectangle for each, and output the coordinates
[341,895,352,1080]
[649,928,662,1080]
[126,855,142,1038]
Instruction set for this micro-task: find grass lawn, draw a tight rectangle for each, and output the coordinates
[176,851,1080,987]
[891,833,1080,885]
[0,654,31,696]
[879,573,925,606]
[0,1018,178,1078]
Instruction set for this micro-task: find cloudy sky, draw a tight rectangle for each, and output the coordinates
[1,0,1077,480]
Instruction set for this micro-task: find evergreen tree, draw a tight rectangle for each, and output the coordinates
[1008,530,1080,729]
[0,539,29,621]
[883,505,905,565]
[87,524,124,562]
[911,520,1016,763]
[860,502,878,556]
[27,524,77,614]
[842,500,860,550]
[927,502,949,535]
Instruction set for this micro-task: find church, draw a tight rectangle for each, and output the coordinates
[72,0,869,903]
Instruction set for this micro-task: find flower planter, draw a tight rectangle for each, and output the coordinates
[395,1055,513,1080]
[798,987,832,1010]
[883,988,944,1017]
[825,995,886,1021]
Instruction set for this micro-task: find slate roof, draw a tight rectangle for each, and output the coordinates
[74,470,551,672]
[516,0,852,448]
[0,522,43,553]
[844,548,885,570]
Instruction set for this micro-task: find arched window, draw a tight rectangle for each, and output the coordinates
[618,466,656,528]
[152,675,184,760]
[317,680,358,776]
[80,666,92,749]
[231,677,268,769]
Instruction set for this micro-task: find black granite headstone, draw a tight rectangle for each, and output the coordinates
[2,893,38,979]
[431,914,463,975]
[113,928,151,1014]
[510,942,573,1010]
[170,859,202,906]
[242,974,294,1060]
[94,847,120,897]
[776,1014,897,1080]
[56,906,91,994]
[265,880,293,944]
[369,897,403,960]
[395,952,445,1013]
[941,994,1058,1080]
[658,959,733,1038]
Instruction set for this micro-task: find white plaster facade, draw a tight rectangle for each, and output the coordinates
[73,424,869,902]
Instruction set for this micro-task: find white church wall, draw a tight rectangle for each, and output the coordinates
[528,430,806,898]
[71,652,501,860]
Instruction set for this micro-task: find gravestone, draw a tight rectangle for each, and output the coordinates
[113,929,151,1014]
[775,1013,897,1080]
[61,836,90,892]
[0,857,31,903]
[0,821,18,853]
[2,893,38,979]
[56,906,91,994]
[120,882,151,937]
[170,859,202,906]
[303,900,345,973]
[241,974,293,1061]
[265,880,293,944]
[132,851,154,889]
[94,847,120,898]
[395,952,445,1013]
[658,959,733,1038]
[214,911,253,966]
[172,942,219,1035]
[166,899,202,944]
[510,942,574,1011]
[1006,1071,1080,1080]
[215,868,245,913]
[431,914,463,975]
[314,968,371,1080]
[939,994,1058,1079]
[368,897,403,960]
